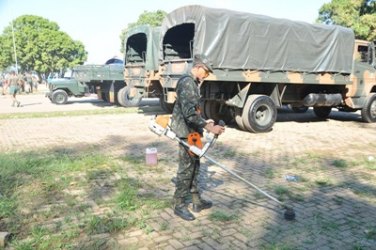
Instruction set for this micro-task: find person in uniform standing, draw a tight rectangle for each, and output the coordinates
[171,54,225,221]
[8,71,21,107]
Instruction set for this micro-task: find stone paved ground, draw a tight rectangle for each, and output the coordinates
[1,92,376,249]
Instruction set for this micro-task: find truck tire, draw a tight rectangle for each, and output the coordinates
[361,93,376,123]
[313,107,331,118]
[117,87,126,107]
[122,86,142,107]
[235,108,246,130]
[52,89,68,105]
[242,95,277,133]
[203,100,234,124]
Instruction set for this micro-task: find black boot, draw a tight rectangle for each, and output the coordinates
[192,193,213,213]
[174,204,195,221]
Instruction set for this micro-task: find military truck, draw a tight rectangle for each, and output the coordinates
[46,60,124,105]
[120,25,173,111]
[159,5,376,132]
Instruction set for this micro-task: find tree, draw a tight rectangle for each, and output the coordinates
[119,10,166,54]
[317,0,376,41]
[0,15,87,75]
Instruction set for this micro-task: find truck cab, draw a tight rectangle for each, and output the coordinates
[346,40,376,111]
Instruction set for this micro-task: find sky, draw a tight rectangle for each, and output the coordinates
[0,0,329,65]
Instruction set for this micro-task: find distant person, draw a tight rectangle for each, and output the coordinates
[0,75,5,95]
[32,74,39,92]
[8,71,21,107]
[25,72,33,93]
[17,73,25,93]
[2,74,10,95]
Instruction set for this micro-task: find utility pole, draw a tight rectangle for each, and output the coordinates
[11,20,18,74]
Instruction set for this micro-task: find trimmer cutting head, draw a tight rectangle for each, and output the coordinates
[283,206,296,221]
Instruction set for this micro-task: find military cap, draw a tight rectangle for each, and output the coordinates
[193,54,213,73]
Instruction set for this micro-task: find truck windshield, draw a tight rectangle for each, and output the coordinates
[63,70,73,78]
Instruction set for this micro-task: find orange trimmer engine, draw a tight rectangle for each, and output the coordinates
[187,132,202,156]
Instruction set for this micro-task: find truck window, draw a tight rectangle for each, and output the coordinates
[357,45,369,63]
[162,23,194,60]
[126,33,147,64]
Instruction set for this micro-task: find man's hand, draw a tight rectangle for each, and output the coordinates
[204,120,225,135]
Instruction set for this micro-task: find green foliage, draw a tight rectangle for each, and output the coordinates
[119,10,166,53]
[0,15,87,73]
[317,0,376,41]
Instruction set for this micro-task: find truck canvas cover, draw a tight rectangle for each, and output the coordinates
[74,64,124,82]
[125,25,160,71]
[160,5,355,74]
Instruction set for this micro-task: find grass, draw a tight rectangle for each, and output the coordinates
[332,159,348,168]
[1,136,375,248]
[365,227,376,240]
[314,178,333,187]
[364,157,376,170]
[0,150,170,249]
[273,185,290,201]
[263,168,275,179]
[208,210,239,222]
[262,243,299,250]
[0,107,138,120]
[85,214,130,235]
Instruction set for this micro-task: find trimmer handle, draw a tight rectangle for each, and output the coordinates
[218,120,225,126]
[214,120,226,138]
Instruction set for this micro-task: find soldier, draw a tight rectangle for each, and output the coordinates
[171,54,225,221]
[25,72,33,93]
[8,71,21,107]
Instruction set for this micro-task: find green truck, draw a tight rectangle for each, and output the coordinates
[46,61,124,105]
[120,25,174,111]
[159,5,376,132]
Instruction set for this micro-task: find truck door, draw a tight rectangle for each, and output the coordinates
[348,40,376,108]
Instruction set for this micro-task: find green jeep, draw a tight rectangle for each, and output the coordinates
[46,70,89,104]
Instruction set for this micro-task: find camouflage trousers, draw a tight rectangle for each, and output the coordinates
[173,141,200,203]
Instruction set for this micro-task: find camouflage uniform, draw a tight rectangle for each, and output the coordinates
[171,73,207,204]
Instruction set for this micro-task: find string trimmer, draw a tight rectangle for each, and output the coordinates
[149,115,296,221]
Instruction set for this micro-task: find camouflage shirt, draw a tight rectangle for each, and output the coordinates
[171,74,207,138]
[9,75,19,86]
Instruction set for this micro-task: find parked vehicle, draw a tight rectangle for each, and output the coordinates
[120,25,173,111]
[158,5,376,132]
[46,59,124,105]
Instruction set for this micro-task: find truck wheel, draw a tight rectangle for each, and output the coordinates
[242,95,277,133]
[52,90,68,105]
[235,108,246,130]
[361,93,376,123]
[203,100,234,124]
[123,86,142,107]
[313,107,331,118]
[117,87,126,107]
